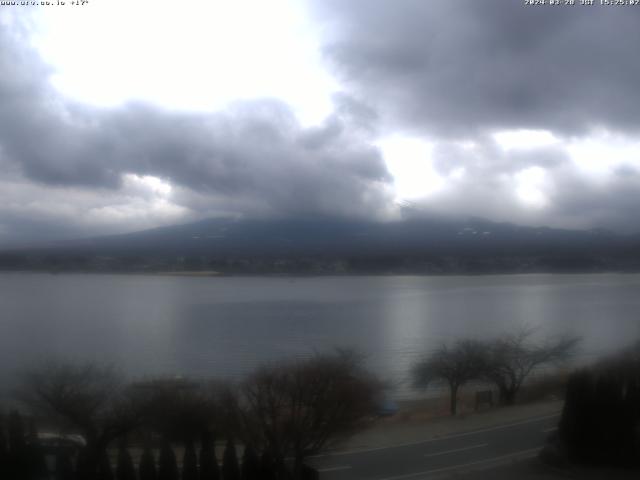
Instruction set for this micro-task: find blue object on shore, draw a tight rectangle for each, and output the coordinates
[376,398,399,416]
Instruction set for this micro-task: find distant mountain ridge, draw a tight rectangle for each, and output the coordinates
[1,216,639,274]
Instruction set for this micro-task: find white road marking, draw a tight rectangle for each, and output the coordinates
[424,443,488,458]
[376,447,542,480]
[311,413,560,458]
[317,465,352,473]
[542,427,557,433]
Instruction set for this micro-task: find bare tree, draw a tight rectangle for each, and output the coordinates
[412,340,487,415]
[133,377,221,443]
[234,350,382,480]
[19,362,145,479]
[483,328,580,405]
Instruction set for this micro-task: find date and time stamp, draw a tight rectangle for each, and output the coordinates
[0,1,89,6]
[525,0,640,5]
[2,0,638,8]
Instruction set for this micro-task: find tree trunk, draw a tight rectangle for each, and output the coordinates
[292,453,303,480]
[505,389,517,405]
[499,386,517,406]
[449,384,459,416]
[271,453,288,480]
[77,443,102,480]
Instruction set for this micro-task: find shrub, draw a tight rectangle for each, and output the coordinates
[0,417,7,479]
[182,439,198,480]
[559,344,640,467]
[55,450,74,480]
[158,441,179,480]
[222,439,240,480]
[199,431,219,480]
[240,444,260,480]
[116,444,136,480]
[139,445,157,480]
[98,449,114,480]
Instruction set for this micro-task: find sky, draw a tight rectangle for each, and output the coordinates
[1,0,640,246]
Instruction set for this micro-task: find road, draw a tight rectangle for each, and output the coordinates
[309,413,560,480]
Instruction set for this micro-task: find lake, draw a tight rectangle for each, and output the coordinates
[1,272,639,398]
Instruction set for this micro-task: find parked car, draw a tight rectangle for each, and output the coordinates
[34,432,86,455]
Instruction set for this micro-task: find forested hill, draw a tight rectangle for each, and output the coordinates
[1,216,640,274]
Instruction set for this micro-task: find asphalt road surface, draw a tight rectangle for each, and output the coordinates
[309,413,560,480]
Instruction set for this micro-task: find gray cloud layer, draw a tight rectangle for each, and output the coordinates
[0,16,392,245]
[308,0,640,232]
[314,0,640,136]
[3,2,640,245]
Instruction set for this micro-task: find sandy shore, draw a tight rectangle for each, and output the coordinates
[337,398,564,453]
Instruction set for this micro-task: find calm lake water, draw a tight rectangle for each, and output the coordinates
[1,272,639,398]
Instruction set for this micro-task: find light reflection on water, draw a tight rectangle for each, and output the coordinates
[1,272,639,398]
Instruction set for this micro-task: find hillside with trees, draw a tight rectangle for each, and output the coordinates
[2,217,640,275]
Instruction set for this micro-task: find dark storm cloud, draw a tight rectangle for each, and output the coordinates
[303,0,640,232]
[312,0,640,136]
[543,166,640,232]
[3,3,640,243]
[0,22,122,188]
[413,137,640,232]
[97,100,391,218]
[0,17,392,234]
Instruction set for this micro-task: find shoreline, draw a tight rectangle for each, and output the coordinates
[1,269,639,278]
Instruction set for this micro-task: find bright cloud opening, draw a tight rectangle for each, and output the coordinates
[493,129,560,151]
[30,0,337,126]
[566,131,640,182]
[515,166,548,209]
[123,174,173,197]
[377,136,444,200]
[87,174,187,227]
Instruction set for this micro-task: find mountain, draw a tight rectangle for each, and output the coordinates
[1,216,639,274]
